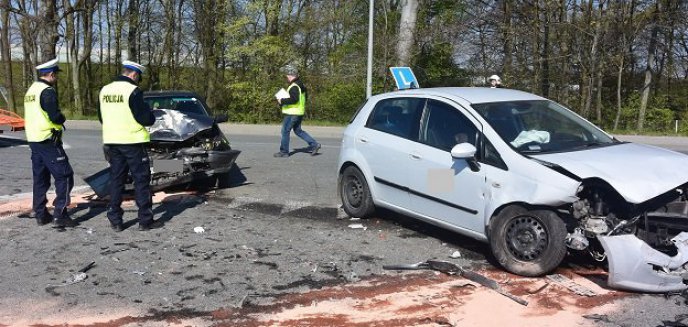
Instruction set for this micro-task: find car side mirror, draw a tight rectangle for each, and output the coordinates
[214,114,228,123]
[451,143,480,172]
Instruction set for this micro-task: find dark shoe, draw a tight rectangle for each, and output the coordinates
[273,152,289,158]
[310,143,321,156]
[36,213,53,226]
[139,220,164,231]
[111,223,124,232]
[53,218,78,228]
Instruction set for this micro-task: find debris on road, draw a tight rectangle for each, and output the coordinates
[348,223,367,230]
[449,250,461,259]
[193,226,205,234]
[546,273,597,296]
[526,281,550,294]
[582,314,612,323]
[383,260,528,306]
[79,261,96,273]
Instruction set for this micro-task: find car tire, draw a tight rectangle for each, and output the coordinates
[339,166,375,218]
[489,205,567,277]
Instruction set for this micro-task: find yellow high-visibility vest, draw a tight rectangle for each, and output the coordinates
[24,82,62,142]
[99,81,150,144]
[281,83,306,116]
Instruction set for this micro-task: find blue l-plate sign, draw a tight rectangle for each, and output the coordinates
[389,67,420,90]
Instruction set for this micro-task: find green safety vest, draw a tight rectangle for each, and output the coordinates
[24,82,62,142]
[99,81,150,144]
[281,83,306,116]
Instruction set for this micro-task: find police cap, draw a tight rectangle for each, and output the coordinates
[123,60,145,75]
[35,58,60,73]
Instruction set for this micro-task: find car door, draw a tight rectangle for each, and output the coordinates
[407,98,487,233]
[356,97,425,208]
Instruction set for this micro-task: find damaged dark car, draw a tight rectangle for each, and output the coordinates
[86,91,240,196]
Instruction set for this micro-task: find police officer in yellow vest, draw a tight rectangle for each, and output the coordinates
[274,65,321,158]
[24,58,77,228]
[98,60,162,232]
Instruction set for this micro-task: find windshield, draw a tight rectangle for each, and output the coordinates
[472,100,615,154]
[144,96,209,117]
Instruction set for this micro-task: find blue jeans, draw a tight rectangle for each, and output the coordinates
[280,115,317,154]
[103,144,154,226]
[29,141,74,221]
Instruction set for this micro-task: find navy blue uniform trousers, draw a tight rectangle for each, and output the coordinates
[29,141,74,221]
[104,144,153,226]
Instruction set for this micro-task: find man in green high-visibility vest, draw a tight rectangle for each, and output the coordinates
[274,65,321,158]
[98,60,163,232]
[23,58,77,229]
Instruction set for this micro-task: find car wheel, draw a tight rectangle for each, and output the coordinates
[339,166,375,218]
[489,206,567,277]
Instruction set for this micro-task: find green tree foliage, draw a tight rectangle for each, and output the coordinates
[1,0,687,135]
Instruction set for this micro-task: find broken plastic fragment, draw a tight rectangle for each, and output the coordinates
[598,232,688,293]
[348,224,367,230]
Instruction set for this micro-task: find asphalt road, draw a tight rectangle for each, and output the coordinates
[1,123,688,326]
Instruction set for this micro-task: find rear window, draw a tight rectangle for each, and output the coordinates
[365,98,425,141]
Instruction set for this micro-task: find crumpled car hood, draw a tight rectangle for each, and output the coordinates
[148,109,214,142]
[534,142,688,204]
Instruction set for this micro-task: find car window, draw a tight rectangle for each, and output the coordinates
[480,137,508,170]
[473,100,615,154]
[366,98,424,141]
[421,99,479,152]
[144,96,209,117]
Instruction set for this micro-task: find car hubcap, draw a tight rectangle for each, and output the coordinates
[344,175,363,208]
[505,215,547,261]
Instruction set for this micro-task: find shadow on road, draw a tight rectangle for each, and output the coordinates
[177,163,251,192]
[0,136,28,148]
[372,208,491,263]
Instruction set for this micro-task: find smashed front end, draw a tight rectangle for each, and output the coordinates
[566,181,688,292]
[147,109,240,190]
[534,143,688,292]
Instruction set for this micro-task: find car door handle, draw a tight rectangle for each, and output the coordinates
[358,137,369,143]
[410,153,422,160]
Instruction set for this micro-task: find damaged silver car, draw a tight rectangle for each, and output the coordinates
[86,91,240,196]
[337,87,688,291]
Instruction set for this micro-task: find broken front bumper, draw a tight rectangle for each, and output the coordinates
[598,232,688,292]
[84,148,240,198]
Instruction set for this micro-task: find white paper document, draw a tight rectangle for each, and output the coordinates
[274,88,290,100]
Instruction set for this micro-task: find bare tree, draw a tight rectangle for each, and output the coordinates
[638,1,660,131]
[397,0,418,66]
[0,0,16,111]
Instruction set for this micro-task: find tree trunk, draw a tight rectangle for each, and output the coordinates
[64,0,82,114]
[127,0,140,61]
[582,1,603,119]
[0,0,16,111]
[638,3,660,132]
[37,0,59,61]
[613,57,623,130]
[396,0,418,66]
[540,3,550,97]
[501,0,512,83]
[81,0,96,113]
